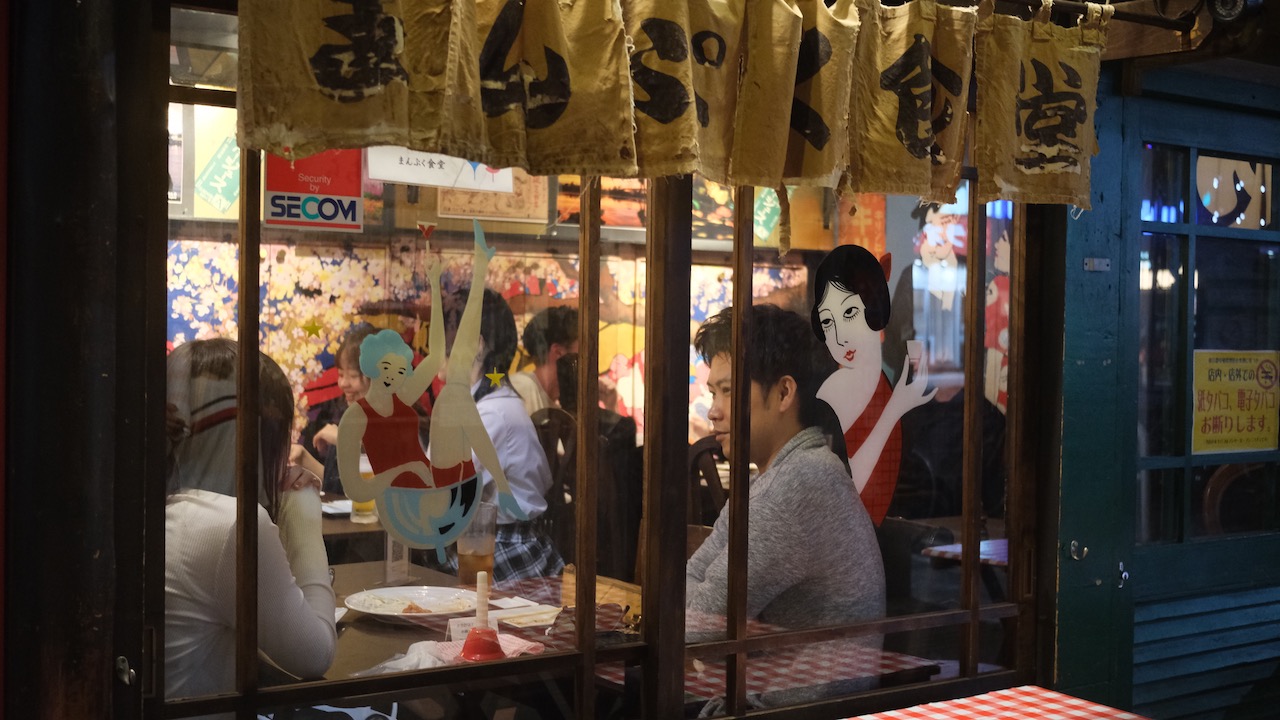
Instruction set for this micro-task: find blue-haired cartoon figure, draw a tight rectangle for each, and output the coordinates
[812,245,936,525]
[336,221,525,560]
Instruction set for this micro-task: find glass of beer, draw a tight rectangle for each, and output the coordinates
[457,502,497,585]
[351,453,378,524]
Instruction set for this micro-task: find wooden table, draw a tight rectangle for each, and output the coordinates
[328,563,643,679]
[322,514,385,540]
[321,497,385,540]
[920,538,1009,566]
[920,537,1009,602]
[329,561,457,678]
[842,685,1151,719]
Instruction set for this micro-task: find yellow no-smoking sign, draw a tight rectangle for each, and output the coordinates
[1193,350,1280,454]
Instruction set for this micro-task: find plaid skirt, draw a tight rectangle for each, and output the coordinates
[444,520,565,583]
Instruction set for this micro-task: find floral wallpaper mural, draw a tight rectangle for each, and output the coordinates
[168,235,807,447]
[169,238,664,438]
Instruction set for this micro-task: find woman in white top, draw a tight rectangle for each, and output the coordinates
[164,339,336,702]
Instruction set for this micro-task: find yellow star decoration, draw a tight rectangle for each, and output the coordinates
[301,319,324,338]
[485,368,506,387]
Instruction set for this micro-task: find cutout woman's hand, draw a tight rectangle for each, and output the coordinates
[886,354,937,420]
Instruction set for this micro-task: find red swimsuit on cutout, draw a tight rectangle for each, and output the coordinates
[357,396,472,489]
[843,374,902,526]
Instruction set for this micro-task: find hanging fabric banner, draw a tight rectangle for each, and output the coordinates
[687,0,747,185]
[533,0,637,176]
[237,0,1104,208]
[928,3,976,203]
[240,0,493,162]
[844,0,935,196]
[975,0,1113,208]
[476,0,638,175]
[844,0,976,199]
[623,0,701,177]
[780,0,861,188]
[728,0,803,187]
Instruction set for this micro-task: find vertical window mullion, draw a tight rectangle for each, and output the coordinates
[1005,202,1037,674]
[234,148,262,717]
[959,191,989,676]
[724,185,756,714]
[641,175,693,720]
[575,176,603,719]
[1182,158,1198,541]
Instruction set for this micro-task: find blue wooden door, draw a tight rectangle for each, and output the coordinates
[1059,66,1280,717]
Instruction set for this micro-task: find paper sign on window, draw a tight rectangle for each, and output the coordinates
[1193,350,1280,454]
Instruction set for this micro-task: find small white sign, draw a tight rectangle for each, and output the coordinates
[366,147,514,192]
[446,615,499,641]
[384,535,411,585]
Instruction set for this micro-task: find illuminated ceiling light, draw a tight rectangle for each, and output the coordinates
[1213,212,1220,222]
[1213,178,1220,189]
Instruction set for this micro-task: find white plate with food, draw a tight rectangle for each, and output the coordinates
[344,586,478,620]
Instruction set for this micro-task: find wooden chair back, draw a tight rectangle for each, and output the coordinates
[687,523,714,559]
[531,407,577,559]
[689,435,727,526]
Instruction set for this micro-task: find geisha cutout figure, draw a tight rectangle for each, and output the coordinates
[337,221,525,559]
[812,245,936,524]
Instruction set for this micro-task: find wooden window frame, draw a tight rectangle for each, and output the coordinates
[150,6,1041,718]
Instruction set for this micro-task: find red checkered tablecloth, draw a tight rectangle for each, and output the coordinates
[595,639,939,702]
[843,685,1150,719]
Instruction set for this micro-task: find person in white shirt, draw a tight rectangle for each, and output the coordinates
[509,306,579,416]
[442,287,564,581]
[163,339,335,705]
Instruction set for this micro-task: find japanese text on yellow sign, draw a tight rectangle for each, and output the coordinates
[1193,350,1280,454]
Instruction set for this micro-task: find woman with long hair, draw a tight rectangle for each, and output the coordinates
[164,339,335,701]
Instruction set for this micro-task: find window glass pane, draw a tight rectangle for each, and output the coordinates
[1140,143,1188,224]
[1195,153,1274,229]
[685,186,813,643]
[167,142,646,701]
[1190,462,1280,537]
[1137,467,1182,544]
[165,103,247,704]
[985,201,1013,416]
[167,103,240,226]
[1194,236,1280,351]
[685,182,993,703]
[1139,233,1184,457]
[170,8,237,91]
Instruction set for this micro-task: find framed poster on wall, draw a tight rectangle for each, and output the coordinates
[437,168,550,222]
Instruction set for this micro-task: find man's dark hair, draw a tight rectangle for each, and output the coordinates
[522,306,579,365]
[694,304,835,426]
[443,286,518,402]
[810,244,891,335]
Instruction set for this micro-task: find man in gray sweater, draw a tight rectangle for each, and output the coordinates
[686,304,887,704]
